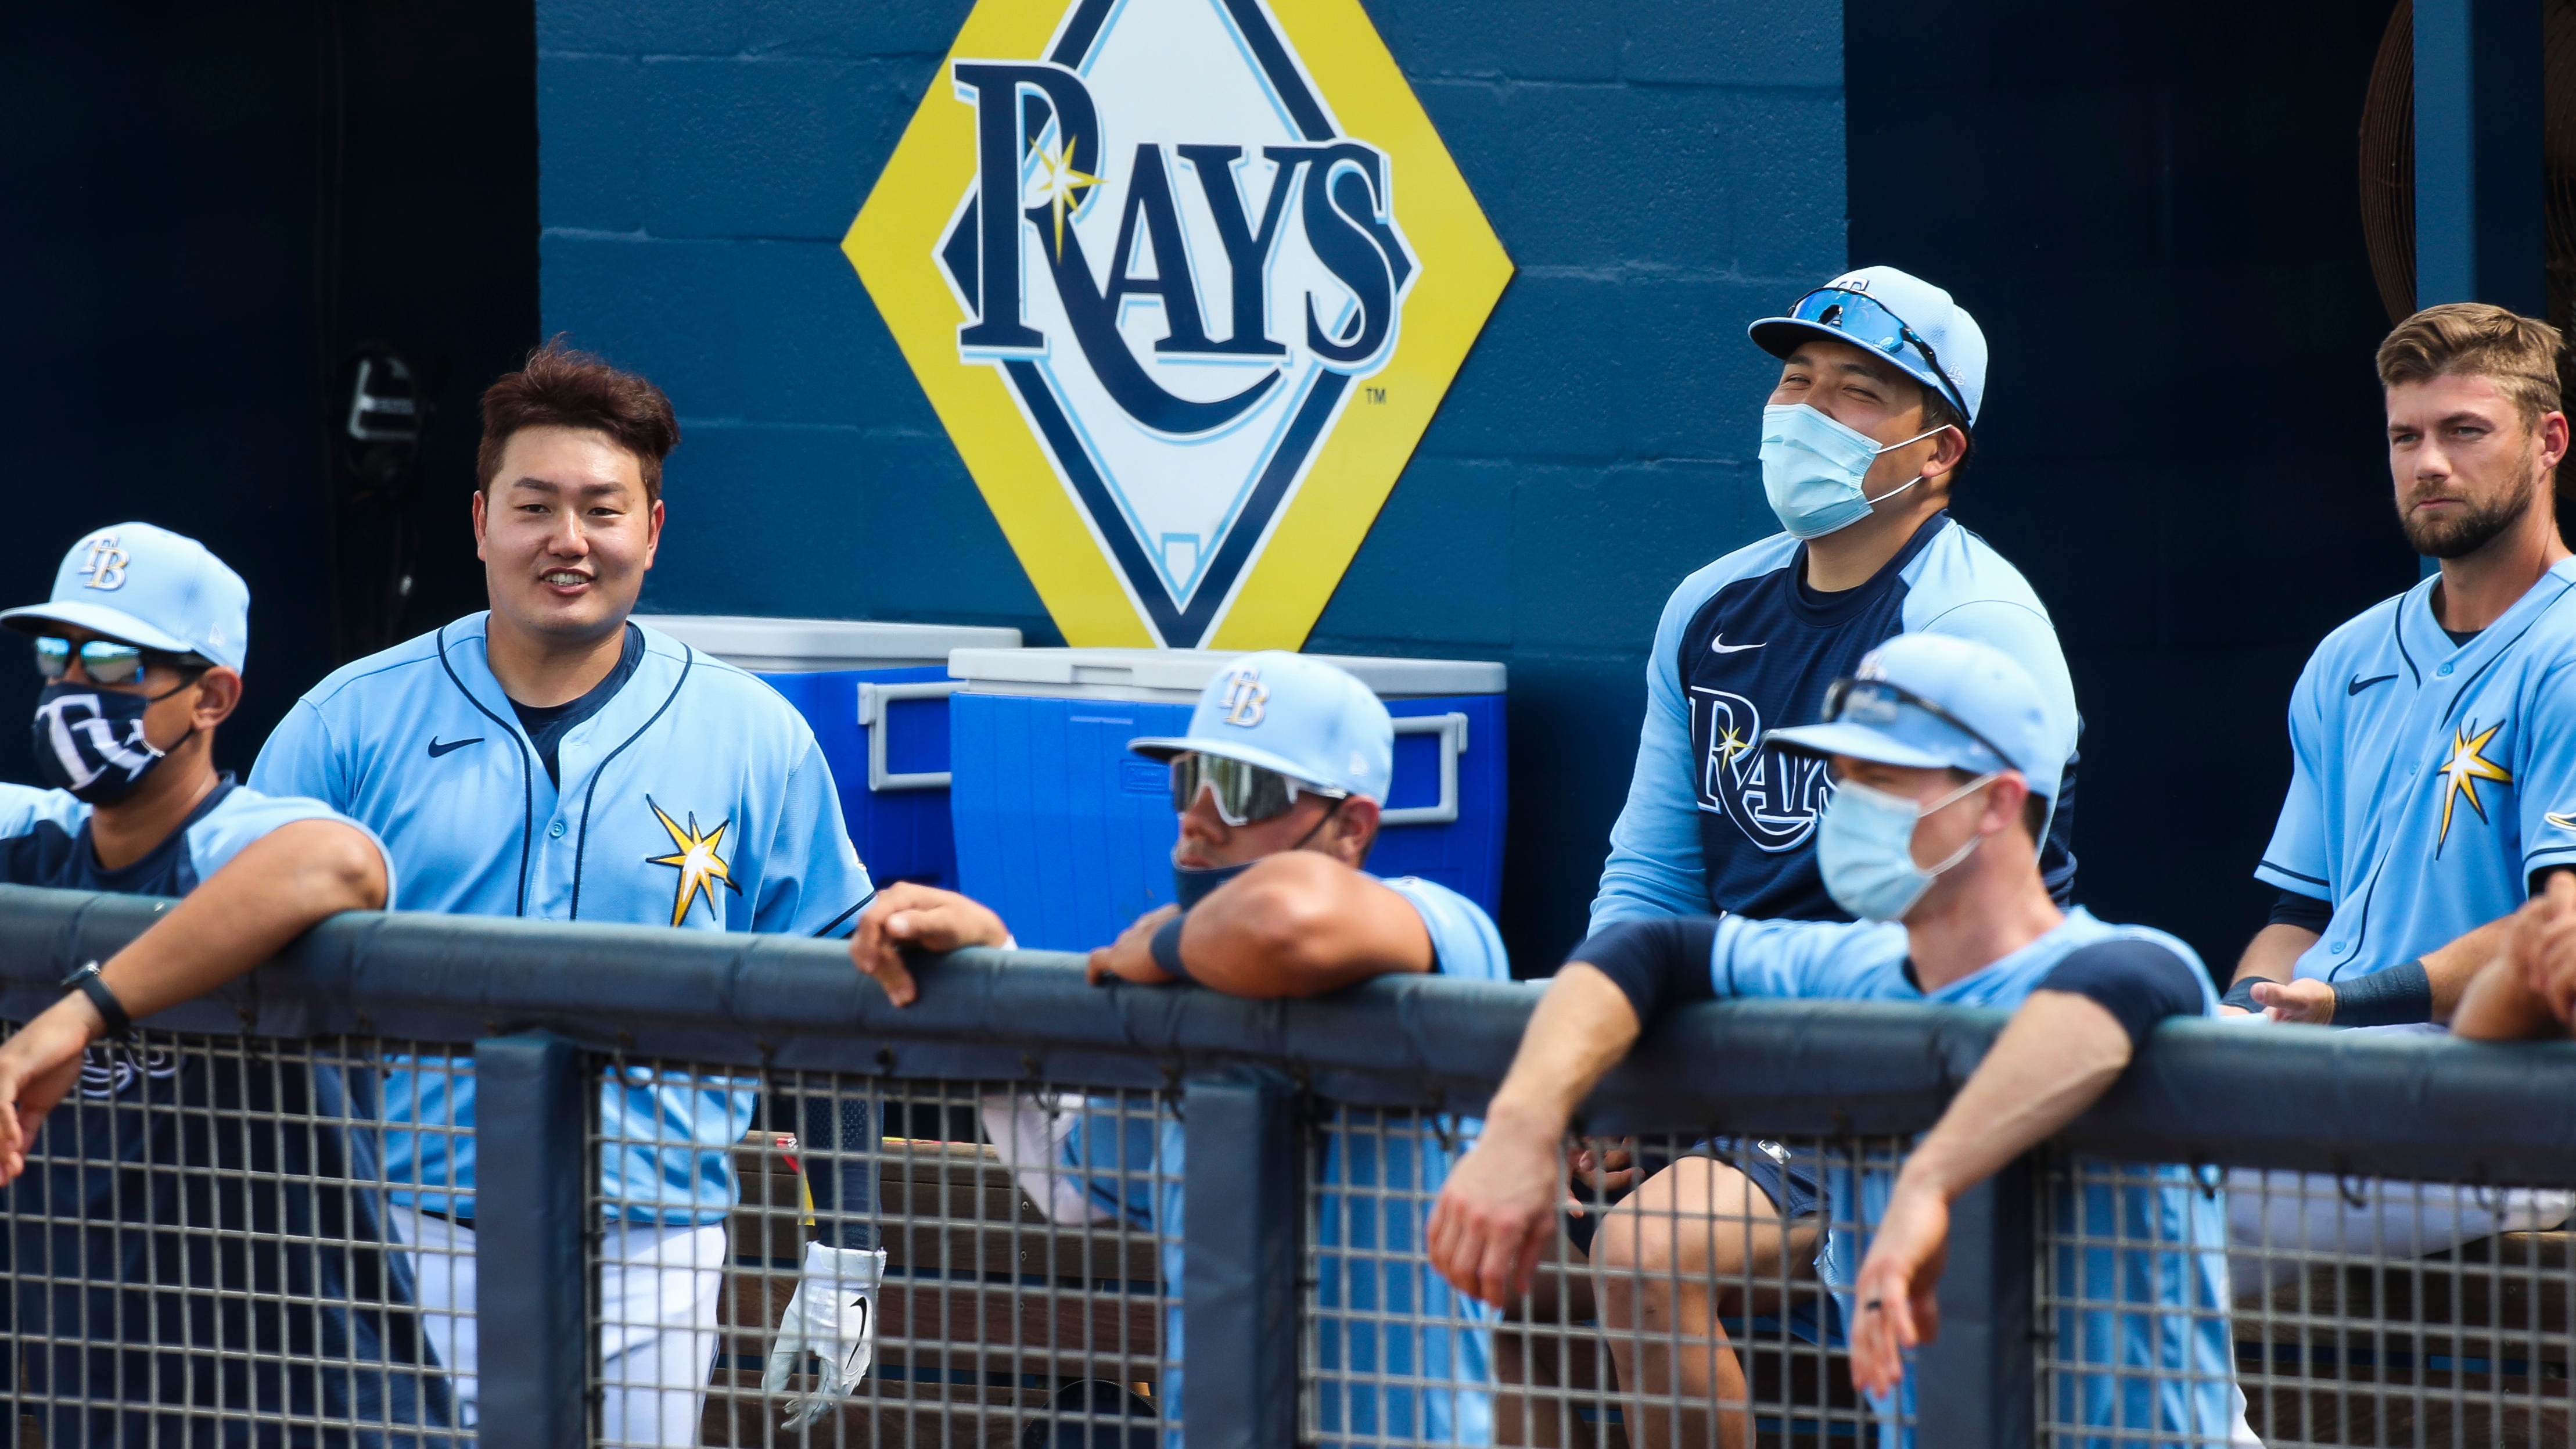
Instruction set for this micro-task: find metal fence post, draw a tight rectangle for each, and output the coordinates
[475,1033,588,1449]
[1183,1067,1298,1449]
[1911,1156,2035,1445]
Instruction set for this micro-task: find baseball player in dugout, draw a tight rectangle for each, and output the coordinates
[852,651,1508,1444]
[0,525,445,1442]
[1428,633,2254,1449]
[249,341,885,1442]
[2229,303,2576,1030]
[1556,266,2083,1446]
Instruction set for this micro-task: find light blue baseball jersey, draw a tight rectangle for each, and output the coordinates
[250,614,875,1224]
[2257,562,2576,984]
[0,776,394,903]
[1700,908,2234,1448]
[1593,514,2079,929]
[1068,874,1507,1447]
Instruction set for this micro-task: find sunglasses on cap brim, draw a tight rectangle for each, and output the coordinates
[1168,752,1347,827]
[1783,288,1970,419]
[1819,675,2013,771]
[32,636,209,687]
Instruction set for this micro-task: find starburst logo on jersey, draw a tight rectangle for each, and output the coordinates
[645,798,743,927]
[2434,719,2512,855]
[847,0,1511,648]
[1689,687,1833,853]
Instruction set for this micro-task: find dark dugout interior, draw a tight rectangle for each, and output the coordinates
[0,0,537,784]
[1847,0,2423,971]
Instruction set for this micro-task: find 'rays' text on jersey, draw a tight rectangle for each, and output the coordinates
[1690,687,1833,853]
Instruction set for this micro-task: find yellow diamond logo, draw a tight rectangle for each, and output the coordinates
[846,0,1512,647]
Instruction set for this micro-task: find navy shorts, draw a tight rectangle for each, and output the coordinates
[1562,1136,1823,1257]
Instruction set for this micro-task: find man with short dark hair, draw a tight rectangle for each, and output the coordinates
[0,523,443,1444]
[252,341,881,1441]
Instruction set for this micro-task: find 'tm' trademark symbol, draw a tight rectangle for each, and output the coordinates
[1366,387,1386,404]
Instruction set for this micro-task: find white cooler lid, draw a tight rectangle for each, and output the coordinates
[637,615,1022,672]
[948,647,1504,701]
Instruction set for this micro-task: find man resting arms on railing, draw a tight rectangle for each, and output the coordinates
[0,525,441,1444]
[1427,633,2254,1449]
[852,651,1508,1446]
[2455,870,2576,1039]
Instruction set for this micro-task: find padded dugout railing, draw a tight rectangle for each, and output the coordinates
[3,883,2574,1447]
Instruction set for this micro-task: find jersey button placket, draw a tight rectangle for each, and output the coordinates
[548,819,567,840]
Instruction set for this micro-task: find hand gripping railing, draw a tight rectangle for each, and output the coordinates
[6,882,2576,1447]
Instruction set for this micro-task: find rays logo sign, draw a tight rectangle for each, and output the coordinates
[849,0,1511,647]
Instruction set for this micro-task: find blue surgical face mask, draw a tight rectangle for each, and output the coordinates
[1815,772,1999,922]
[1758,404,1945,540]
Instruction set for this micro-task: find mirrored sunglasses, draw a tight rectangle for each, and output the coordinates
[1167,752,1345,827]
[33,637,199,687]
[1785,287,1968,418]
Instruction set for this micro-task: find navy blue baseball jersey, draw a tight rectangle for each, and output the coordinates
[1593,512,2080,927]
[2258,561,2576,983]
[0,781,451,1446]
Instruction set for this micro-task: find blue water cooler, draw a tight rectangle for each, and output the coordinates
[636,615,1022,891]
[947,648,1507,952]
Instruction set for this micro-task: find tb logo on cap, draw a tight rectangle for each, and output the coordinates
[1220,668,1269,728]
[79,536,130,591]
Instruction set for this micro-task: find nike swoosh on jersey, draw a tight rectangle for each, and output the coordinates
[2549,812,2576,831]
[1709,635,1765,654]
[2347,673,2399,695]
[426,736,485,758]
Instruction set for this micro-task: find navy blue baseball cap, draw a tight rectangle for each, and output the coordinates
[0,523,250,671]
[1770,632,2057,800]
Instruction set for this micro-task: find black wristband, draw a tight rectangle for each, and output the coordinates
[60,962,131,1038]
[2219,976,2268,1013]
[1149,913,1193,983]
[2331,959,2433,1028]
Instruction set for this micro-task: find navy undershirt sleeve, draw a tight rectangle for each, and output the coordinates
[2266,888,2333,932]
[2035,938,2207,1048]
[1567,917,1722,1027]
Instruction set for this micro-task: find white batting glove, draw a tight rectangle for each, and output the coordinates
[763,1241,888,1429]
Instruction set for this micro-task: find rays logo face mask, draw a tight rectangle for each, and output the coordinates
[32,684,181,804]
[1757,404,1945,540]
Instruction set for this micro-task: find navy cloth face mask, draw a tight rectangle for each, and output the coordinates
[1172,859,1256,910]
[32,684,176,804]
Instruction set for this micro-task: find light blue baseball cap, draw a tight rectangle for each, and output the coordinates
[1748,264,1989,425]
[1128,651,1394,801]
[0,523,252,672]
[1769,632,2058,800]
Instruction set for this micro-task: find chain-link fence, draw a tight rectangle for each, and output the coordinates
[5,886,2576,1449]
[0,1025,466,1448]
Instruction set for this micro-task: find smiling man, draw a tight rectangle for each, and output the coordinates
[250,341,881,1443]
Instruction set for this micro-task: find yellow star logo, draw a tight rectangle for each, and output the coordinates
[644,797,743,927]
[1716,725,1752,762]
[2434,720,2513,853]
[1026,131,1098,259]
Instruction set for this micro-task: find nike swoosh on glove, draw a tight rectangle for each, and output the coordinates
[763,1241,888,1429]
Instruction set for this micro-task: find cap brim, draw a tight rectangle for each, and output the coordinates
[1127,736,1339,791]
[0,601,197,656]
[1767,721,1959,771]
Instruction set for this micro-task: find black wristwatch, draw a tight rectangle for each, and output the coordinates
[60,962,132,1039]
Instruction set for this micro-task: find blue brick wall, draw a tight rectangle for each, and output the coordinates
[537,0,1842,966]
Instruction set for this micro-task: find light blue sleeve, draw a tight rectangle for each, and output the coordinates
[186,788,400,909]
[750,737,877,938]
[1708,914,1909,1000]
[1591,581,1717,929]
[247,697,349,809]
[1379,875,1509,982]
[2254,652,2335,901]
[2516,654,2576,887]
[0,784,82,840]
